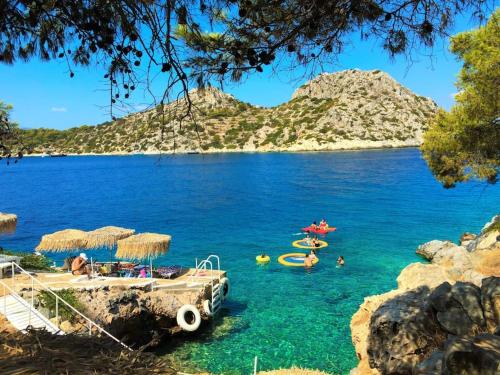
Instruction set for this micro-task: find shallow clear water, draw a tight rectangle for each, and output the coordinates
[1,149,499,374]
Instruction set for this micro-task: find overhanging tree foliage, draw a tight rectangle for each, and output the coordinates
[1,1,492,106]
[421,9,499,188]
[0,101,26,162]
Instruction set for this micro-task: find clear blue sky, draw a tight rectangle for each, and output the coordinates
[0,11,486,130]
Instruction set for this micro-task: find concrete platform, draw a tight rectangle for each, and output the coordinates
[0,268,226,296]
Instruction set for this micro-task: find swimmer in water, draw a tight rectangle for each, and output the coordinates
[304,254,313,268]
[337,256,345,266]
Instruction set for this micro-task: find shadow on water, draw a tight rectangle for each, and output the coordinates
[154,302,249,356]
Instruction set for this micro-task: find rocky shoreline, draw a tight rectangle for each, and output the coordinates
[73,283,213,345]
[350,215,500,374]
[23,142,420,157]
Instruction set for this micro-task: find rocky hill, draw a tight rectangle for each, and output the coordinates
[22,69,438,155]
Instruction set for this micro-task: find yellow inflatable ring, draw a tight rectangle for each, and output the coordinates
[256,255,270,263]
[278,253,319,267]
[292,239,328,249]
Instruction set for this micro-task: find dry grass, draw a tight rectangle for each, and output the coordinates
[85,226,135,249]
[258,367,330,375]
[116,233,171,260]
[0,315,16,335]
[35,229,88,252]
[0,212,17,234]
[0,328,176,375]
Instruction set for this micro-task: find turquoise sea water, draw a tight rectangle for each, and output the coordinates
[1,149,499,374]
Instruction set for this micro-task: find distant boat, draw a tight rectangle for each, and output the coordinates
[187,151,200,155]
[49,153,67,157]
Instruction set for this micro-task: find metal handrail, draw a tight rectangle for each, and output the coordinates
[7,262,132,351]
[191,259,214,280]
[0,278,59,332]
[189,255,223,315]
[205,255,221,278]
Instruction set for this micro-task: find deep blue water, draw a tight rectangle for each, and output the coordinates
[1,149,499,374]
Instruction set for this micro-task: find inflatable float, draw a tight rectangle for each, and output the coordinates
[292,239,328,249]
[301,226,337,235]
[256,254,271,264]
[278,253,319,267]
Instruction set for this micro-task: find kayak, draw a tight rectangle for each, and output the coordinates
[301,226,336,235]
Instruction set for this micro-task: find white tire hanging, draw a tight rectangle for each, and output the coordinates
[220,277,230,302]
[176,304,201,332]
[203,299,213,317]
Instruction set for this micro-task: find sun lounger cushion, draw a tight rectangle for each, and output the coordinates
[156,266,182,279]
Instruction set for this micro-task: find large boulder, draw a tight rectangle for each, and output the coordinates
[470,249,500,277]
[442,334,500,375]
[481,276,500,333]
[428,282,485,335]
[414,351,443,375]
[431,246,472,276]
[468,230,500,252]
[415,241,473,281]
[350,290,400,374]
[467,215,500,252]
[397,263,451,291]
[460,232,477,247]
[366,287,446,374]
[416,240,457,261]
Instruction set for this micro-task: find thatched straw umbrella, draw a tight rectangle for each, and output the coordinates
[0,212,17,234]
[85,226,135,262]
[116,233,171,277]
[85,226,135,249]
[35,229,88,252]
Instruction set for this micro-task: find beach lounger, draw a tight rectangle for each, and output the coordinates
[155,265,183,279]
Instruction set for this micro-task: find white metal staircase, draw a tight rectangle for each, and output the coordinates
[0,293,61,334]
[191,255,222,315]
[0,262,131,350]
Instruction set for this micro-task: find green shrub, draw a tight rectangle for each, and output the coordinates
[19,254,52,271]
[0,248,53,271]
[209,135,223,149]
[287,132,298,143]
[38,289,86,322]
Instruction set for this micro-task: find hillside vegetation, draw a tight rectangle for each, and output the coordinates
[21,69,438,154]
